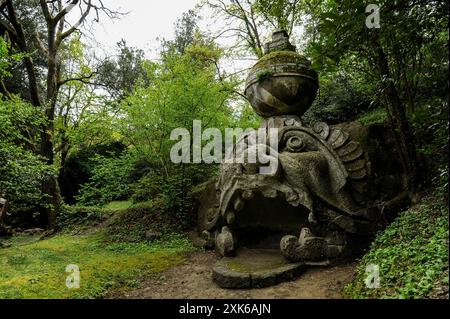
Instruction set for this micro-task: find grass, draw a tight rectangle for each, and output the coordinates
[103,200,134,211]
[0,226,194,298]
[344,192,449,299]
[357,108,388,125]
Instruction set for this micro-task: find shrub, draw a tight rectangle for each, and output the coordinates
[344,192,448,298]
[0,142,55,226]
[76,153,135,206]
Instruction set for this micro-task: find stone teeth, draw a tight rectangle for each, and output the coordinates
[284,192,300,207]
[262,189,277,198]
[225,210,236,225]
[287,199,299,207]
[241,190,254,200]
[233,196,245,211]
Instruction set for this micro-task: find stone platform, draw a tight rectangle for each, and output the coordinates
[212,248,307,289]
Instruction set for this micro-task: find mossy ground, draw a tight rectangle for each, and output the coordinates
[344,192,449,299]
[0,201,195,299]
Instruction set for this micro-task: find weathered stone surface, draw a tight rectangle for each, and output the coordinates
[280,228,328,262]
[299,237,328,261]
[215,226,235,257]
[279,235,300,261]
[212,249,305,289]
[212,262,251,289]
[0,197,9,238]
[23,228,44,236]
[327,245,344,258]
[245,32,318,118]
[196,181,220,231]
[197,30,408,285]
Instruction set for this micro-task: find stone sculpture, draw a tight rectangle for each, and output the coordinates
[197,30,408,288]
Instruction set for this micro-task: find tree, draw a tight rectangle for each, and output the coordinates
[0,0,122,226]
[204,0,304,58]
[96,40,150,101]
[163,9,200,55]
[305,0,448,190]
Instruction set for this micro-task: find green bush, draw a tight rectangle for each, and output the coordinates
[344,192,449,298]
[76,153,135,206]
[56,205,110,230]
[357,108,388,125]
[0,142,54,223]
[0,97,54,226]
[304,55,377,124]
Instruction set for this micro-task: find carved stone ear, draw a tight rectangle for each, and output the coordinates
[312,122,370,205]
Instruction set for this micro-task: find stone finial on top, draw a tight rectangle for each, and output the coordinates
[264,29,296,54]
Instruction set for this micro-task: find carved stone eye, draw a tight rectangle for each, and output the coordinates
[286,136,305,152]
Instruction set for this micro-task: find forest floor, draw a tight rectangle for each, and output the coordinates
[109,250,356,299]
[1,192,447,299]
[0,231,194,298]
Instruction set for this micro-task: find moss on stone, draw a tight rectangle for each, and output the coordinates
[227,259,286,273]
[256,70,274,82]
[252,50,310,71]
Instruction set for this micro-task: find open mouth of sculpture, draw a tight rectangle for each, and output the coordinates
[219,173,313,249]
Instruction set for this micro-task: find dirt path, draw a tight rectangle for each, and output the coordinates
[111,251,357,299]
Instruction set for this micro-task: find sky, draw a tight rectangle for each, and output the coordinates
[65,0,258,76]
[75,0,201,59]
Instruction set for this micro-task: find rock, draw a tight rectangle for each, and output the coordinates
[212,249,306,289]
[194,30,409,284]
[299,237,328,261]
[280,235,300,262]
[212,262,251,289]
[145,230,162,242]
[0,224,12,238]
[215,226,235,257]
[23,228,44,236]
[327,245,344,258]
[281,228,328,262]
[0,241,12,248]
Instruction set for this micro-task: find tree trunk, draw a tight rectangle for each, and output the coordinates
[40,34,62,227]
[370,35,421,190]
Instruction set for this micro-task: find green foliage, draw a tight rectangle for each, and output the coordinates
[0,38,26,80]
[103,201,134,211]
[56,205,110,230]
[412,97,449,193]
[59,141,126,204]
[344,193,449,299]
[0,142,53,216]
[256,70,273,82]
[357,108,388,125]
[0,97,53,224]
[112,41,236,219]
[0,97,46,147]
[303,53,379,124]
[103,199,192,242]
[0,230,193,298]
[253,0,303,35]
[76,153,135,206]
[96,40,151,101]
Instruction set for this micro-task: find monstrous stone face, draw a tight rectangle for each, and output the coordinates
[199,31,406,267]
